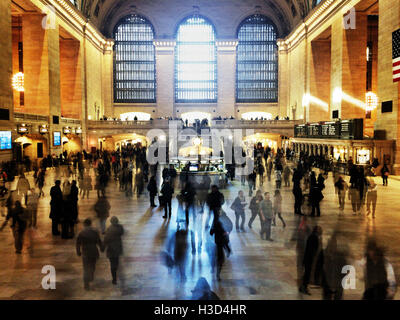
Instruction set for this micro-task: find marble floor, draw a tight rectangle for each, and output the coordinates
[0,166,400,300]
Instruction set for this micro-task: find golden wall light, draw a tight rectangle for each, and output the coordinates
[365,92,378,111]
[12,72,24,92]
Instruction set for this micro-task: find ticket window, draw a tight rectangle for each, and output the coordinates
[357,149,370,164]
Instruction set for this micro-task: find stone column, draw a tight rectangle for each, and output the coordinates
[309,39,331,122]
[278,41,288,118]
[60,38,82,119]
[216,40,238,118]
[22,14,61,156]
[375,0,400,173]
[0,0,13,162]
[102,40,114,118]
[330,12,368,121]
[154,40,176,119]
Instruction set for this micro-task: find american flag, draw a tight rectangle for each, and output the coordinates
[393,28,400,82]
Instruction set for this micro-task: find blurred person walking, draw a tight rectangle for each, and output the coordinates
[366,178,378,218]
[230,190,247,232]
[259,192,273,241]
[104,216,124,285]
[272,189,286,227]
[76,218,103,290]
[94,195,111,234]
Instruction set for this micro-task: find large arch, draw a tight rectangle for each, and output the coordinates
[174,14,217,103]
[112,14,156,103]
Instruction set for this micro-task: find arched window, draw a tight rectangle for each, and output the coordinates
[236,15,278,103]
[113,15,156,103]
[175,15,217,103]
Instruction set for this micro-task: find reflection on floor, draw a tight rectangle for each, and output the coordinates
[0,167,399,300]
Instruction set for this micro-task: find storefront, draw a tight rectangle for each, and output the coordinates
[290,138,394,169]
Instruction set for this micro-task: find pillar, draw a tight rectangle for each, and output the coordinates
[22,14,61,117]
[22,14,61,156]
[309,39,331,122]
[0,0,13,162]
[278,41,289,118]
[154,40,175,118]
[102,40,113,118]
[60,38,82,119]
[216,40,238,118]
[375,0,400,173]
[331,12,368,121]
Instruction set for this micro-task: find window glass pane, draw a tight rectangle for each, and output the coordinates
[236,15,278,103]
[113,15,156,103]
[175,16,217,103]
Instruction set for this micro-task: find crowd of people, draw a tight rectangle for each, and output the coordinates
[0,141,397,299]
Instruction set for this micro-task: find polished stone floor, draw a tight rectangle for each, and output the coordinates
[0,165,400,300]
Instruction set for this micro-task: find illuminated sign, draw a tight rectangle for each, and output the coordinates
[53,131,61,146]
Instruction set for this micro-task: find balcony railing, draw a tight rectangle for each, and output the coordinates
[86,118,302,134]
[61,117,81,125]
[14,113,49,122]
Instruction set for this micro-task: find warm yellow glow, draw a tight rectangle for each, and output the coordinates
[241,112,272,120]
[12,72,24,92]
[365,92,378,111]
[303,93,329,111]
[332,88,342,104]
[120,112,151,121]
[342,92,365,109]
[181,112,211,124]
[192,137,202,146]
[179,145,212,157]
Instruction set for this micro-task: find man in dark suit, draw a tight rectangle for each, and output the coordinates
[49,180,63,235]
[76,218,104,290]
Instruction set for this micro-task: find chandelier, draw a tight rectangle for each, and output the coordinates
[12,72,24,92]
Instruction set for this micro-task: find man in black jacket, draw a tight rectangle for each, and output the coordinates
[147,176,158,207]
[76,218,104,290]
[49,180,63,236]
[206,185,225,229]
[161,179,174,219]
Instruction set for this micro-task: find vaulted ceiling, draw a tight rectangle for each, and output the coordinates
[76,0,318,39]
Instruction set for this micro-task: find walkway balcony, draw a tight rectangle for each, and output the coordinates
[87,118,303,137]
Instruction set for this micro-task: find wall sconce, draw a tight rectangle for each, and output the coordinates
[39,124,49,134]
[63,126,71,134]
[75,127,82,134]
[17,123,29,134]
[12,72,24,92]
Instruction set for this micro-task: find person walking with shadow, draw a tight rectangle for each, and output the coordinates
[76,218,103,291]
[104,216,124,285]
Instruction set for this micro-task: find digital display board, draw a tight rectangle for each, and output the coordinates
[320,122,340,139]
[294,119,363,140]
[294,125,308,138]
[0,131,12,150]
[307,123,321,137]
[53,131,61,146]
